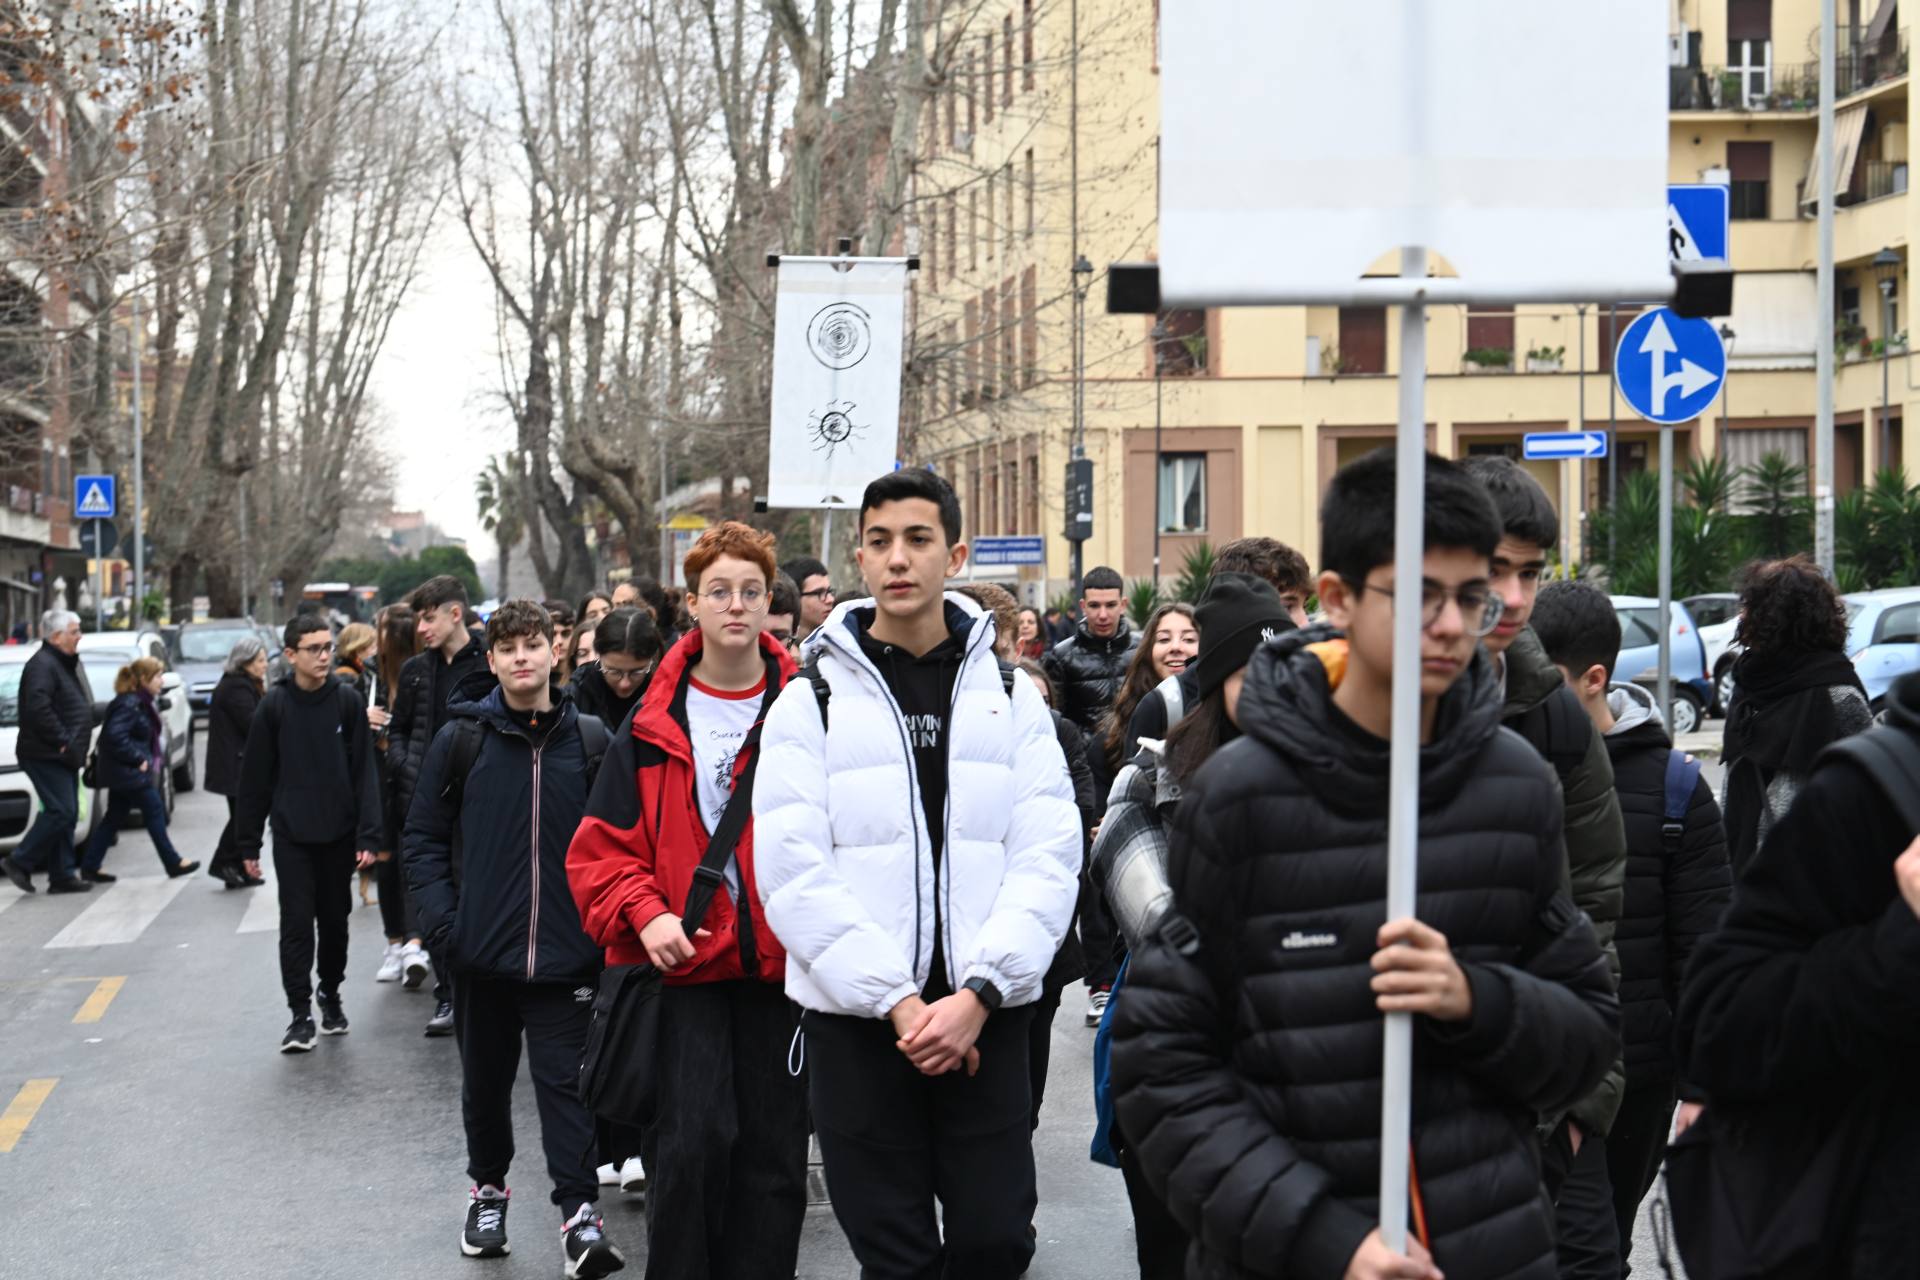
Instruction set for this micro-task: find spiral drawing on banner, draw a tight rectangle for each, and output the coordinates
[806,302,873,370]
[807,400,866,459]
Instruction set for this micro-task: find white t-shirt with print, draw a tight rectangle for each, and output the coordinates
[686,674,765,897]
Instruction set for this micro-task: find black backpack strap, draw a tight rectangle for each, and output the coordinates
[1820,728,1920,836]
[576,713,610,789]
[680,680,783,939]
[437,717,488,806]
[800,657,831,731]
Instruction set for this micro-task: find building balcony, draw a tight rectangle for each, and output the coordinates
[1669,30,1909,114]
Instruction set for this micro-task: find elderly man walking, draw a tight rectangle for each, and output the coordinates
[2,610,97,894]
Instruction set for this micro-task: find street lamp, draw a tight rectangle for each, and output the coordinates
[1873,246,1902,475]
[1151,319,1167,588]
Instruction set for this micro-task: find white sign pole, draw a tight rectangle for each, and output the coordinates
[1380,245,1426,1254]
[1657,425,1674,731]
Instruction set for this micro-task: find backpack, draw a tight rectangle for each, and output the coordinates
[1661,749,1704,855]
[800,654,1019,730]
[1816,722,1920,834]
[1512,686,1589,784]
[438,711,612,808]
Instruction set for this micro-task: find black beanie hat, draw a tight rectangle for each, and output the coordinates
[1190,572,1293,701]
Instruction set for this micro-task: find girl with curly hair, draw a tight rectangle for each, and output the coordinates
[1721,554,1873,873]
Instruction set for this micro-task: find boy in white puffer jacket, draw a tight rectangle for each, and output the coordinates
[754,468,1081,1279]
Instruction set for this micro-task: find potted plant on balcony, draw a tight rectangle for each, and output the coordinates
[1463,346,1513,373]
[1837,319,1869,359]
[1526,344,1566,373]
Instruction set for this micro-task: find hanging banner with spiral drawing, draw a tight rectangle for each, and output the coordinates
[766,256,909,509]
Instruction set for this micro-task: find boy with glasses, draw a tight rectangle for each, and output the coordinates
[1113,449,1617,1280]
[780,556,835,639]
[232,614,384,1052]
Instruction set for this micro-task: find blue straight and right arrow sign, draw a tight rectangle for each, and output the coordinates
[1614,308,1727,425]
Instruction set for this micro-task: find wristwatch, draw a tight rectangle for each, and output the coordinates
[962,976,1004,1011]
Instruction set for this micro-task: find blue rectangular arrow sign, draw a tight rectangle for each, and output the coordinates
[1523,432,1608,460]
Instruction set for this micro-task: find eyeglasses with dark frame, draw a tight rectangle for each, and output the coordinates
[294,641,335,657]
[600,662,651,687]
[1347,578,1504,638]
[799,586,835,602]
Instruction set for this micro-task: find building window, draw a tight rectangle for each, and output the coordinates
[1022,0,1035,89]
[1338,306,1388,374]
[1729,140,1771,220]
[1024,454,1039,533]
[946,194,957,283]
[981,286,1000,398]
[1002,16,1014,106]
[984,34,994,123]
[944,321,959,415]
[1465,305,1514,369]
[1003,460,1018,534]
[923,204,936,290]
[1001,276,1018,391]
[1154,308,1209,375]
[946,54,957,146]
[1158,453,1207,534]
[1021,266,1038,386]
[1726,0,1773,106]
[988,464,1000,532]
[1003,162,1014,250]
[964,301,979,406]
[1024,148,1035,238]
[985,170,996,257]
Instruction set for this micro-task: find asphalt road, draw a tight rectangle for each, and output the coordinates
[0,737,1698,1279]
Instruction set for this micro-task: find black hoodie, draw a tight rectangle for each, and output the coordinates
[231,674,383,856]
[1113,624,1618,1280]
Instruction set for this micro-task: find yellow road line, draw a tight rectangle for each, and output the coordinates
[0,1078,57,1152]
[71,976,126,1025]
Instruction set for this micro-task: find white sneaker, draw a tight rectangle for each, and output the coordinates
[1086,988,1109,1027]
[618,1155,646,1195]
[596,1163,620,1187]
[375,942,404,983]
[400,942,430,990]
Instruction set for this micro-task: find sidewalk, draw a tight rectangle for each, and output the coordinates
[1675,717,1723,760]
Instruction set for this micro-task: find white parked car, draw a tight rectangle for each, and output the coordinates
[0,646,109,853]
[77,630,195,795]
[1683,593,1741,715]
[1610,595,1713,736]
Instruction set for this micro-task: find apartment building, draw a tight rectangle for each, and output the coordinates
[909,0,1912,592]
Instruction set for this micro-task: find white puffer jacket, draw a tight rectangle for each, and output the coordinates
[754,594,1082,1017]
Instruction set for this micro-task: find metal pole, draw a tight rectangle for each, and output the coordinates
[1657,424,1674,732]
[1068,0,1082,599]
[238,481,249,622]
[94,520,104,633]
[820,508,834,568]
[1608,303,1618,568]
[1380,241,1426,1258]
[1882,284,1893,471]
[1152,325,1163,586]
[1816,0,1837,573]
[658,435,671,585]
[1575,304,1586,572]
[131,292,143,623]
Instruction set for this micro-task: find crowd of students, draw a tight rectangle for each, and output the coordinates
[14,446,1919,1280]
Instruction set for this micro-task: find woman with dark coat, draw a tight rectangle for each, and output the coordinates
[1721,555,1874,874]
[79,657,199,881]
[206,636,268,888]
[569,607,661,732]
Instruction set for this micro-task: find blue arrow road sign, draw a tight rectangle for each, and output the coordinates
[1524,432,1609,460]
[73,473,115,519]
[972,535,1046,566]
[1668,184,1730,263]
[1615,308,1726,425]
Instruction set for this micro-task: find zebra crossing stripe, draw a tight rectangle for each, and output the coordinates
[44,876,192,948]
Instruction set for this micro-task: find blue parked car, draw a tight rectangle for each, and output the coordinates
[1609,595,1713,735]
[1841,587,1920,710]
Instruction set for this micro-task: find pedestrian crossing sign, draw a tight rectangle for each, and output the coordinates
[74,474,115,519]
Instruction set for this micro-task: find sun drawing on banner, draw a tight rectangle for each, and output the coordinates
[807,400,866,460]
[806,302,873,370]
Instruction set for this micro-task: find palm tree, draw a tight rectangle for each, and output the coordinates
[475,455,526,600]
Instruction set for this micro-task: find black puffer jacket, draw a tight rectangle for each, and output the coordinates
[402,687,602,984]
[16,642,94,769]
[1676,671,1920,1279]
[1600,684,1731,1085]
[1043,616,1139,735]
[1113,626,1618,1280]
[386,632,495,830]
[570,661,648,732]
[1043,706,1095,991]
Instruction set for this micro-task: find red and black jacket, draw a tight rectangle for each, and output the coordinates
[566,630,795,986]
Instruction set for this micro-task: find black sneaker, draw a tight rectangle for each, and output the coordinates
[561,1207,623,1279]
[318,1000,349,1036]
[461,1186,510,1258]
[2,854,34,893]
[46,878,93,894]
[280,1015,317,1053]
[425,1000,455,1037]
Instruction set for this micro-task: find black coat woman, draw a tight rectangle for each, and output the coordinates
[206,636,268,888]
[78,657,199,881]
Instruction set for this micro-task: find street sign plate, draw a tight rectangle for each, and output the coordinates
[972,536,1046,567]
[1668,184,1730,263]
[73,474,115,520]
[1523,432,1608,460]
[1063,459,1094,543]
[79,518,118,558]
[1614,308,1727,425]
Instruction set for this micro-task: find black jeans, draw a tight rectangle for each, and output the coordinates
[1079,885,1122,992]
[273,837,355,1012]
[1027,986,1063,1131]
[455,974,599,1217]
[1608,1080,1677,1273]
[211,796,243,871]
[807,1004,1038,1280]
[14,759,78,881]
[374,854,408,940]
[641,980,808,1280]
[80,784,182,873]
[1117,1125,1188,1280]
[1552,1124,1622,1280]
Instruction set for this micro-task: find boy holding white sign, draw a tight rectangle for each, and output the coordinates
[1110,449,1618,1280]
